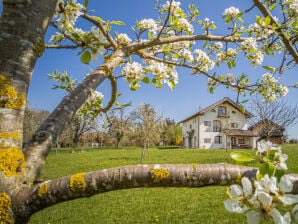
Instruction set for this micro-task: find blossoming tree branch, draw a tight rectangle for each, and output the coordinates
[0,0,297,223]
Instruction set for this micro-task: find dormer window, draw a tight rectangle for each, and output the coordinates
[218,106,227,116]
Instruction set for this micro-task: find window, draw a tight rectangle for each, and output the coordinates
[213,120,221,132]
[214,136,222,144]
[218,106,227,116]
[204,121,211,126]
[238,139,244,144]
[211,109,216,112]
[231,123,238,128]
[204,138,211,143]
[190,124,192,129]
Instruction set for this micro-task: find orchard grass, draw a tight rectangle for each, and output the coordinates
[30,144,298,224]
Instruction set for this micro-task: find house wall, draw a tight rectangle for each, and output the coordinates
[182,102,249,149]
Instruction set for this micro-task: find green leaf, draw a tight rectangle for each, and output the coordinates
[237,16,243,23]
[168,79,176,90]
[239,104,245,113]
[230,151,255,163]
[92,16,105,23]
[148,32,154,39]
[142,76,150,84]
[80,51,91,64]
[83,0,88,11]
[265,16,271,26]
[262,66,275,72]
[110,20,125,26]
[269,3,279,11]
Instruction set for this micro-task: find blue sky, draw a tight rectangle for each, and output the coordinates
[23,0,298,138]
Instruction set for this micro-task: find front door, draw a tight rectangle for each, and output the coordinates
[231,137,237,148]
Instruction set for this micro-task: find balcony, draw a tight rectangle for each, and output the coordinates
[217,112,230,118]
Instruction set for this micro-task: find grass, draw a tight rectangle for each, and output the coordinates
[30,145,298,224]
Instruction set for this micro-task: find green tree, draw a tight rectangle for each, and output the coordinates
[0,0,297,223]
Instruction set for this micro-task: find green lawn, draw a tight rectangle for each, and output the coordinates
[30,145,298,224]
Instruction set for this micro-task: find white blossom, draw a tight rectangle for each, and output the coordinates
[117,33,132,44]
[146,61,178,86]
[252,51,264,66]
[249,23,274,38]
[284,0,298,13]
[270,208,291,224]
[122,62,144,79]
[137,19,159,32]
[225,73,235,85]
[56,0,83,31]
[194,49,215,71]
[176,18,194,33]
[223,7,240,18]
[241,37,258,51]
[279,175,293,193]
[169,41,194,51]
[214,42,223,50]
[163,0,181,15]
[180,49,194,62]
[280,84,289,96]
[89,91,104,102]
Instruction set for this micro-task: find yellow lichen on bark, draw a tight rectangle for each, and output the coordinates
[0,147,26,177]
[0,192,13,224]
[150,167,169,183]
[33,37,45,57]
[69,172,87,192]
[0,75,25,109]
[38,182,48,198]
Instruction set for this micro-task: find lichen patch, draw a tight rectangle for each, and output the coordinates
[69,172,87,193]
[150,167,169,183]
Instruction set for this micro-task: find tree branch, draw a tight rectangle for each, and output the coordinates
[128,34,251,52]
[45,44,80,49]
[252,0,298,63]
[23,49,127,182]
[136,50,259,91]
[81,13,118,50]
[13,163,298,220]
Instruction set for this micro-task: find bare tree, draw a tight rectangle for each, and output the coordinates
[130,104,162,162]
[107,109,132,148]
[248,97,298,143]
[23,107,50,143]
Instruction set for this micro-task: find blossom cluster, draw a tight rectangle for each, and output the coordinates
[259,73,289,102]
[216,48,238,62]
[122,62,144,80]
[137,19,159,33]
[225,174,297,224]
[162,0,182,15]
[147,60,178,85]
[284,0,298,14]
[194,49,215,72]
[55,0,83,32]
[223,7,240,18]
[117,33,132,44]
[176,18,194,34]
[225,140,298,224]
[249,22,274,39]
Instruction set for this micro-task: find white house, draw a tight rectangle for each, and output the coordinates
[180,97,258,149]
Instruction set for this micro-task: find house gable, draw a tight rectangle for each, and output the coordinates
[181,97,256,149]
